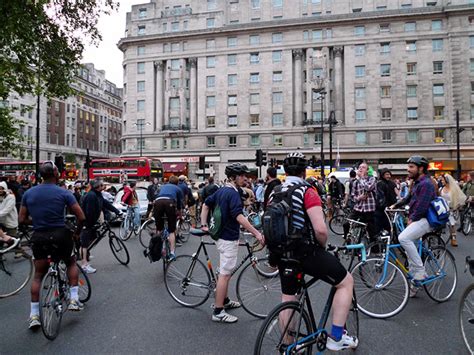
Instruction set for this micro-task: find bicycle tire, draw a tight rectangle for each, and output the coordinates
[109,235,130,265]
[77,262,91,303]
[459,283,474,354]
[423,246,457,302]
[0,251,33,298]
[39,271,63,340]
[178,220,191,243]
[351,258,409,319]
[164,255,211,308]
[423,232,446,249]
[254,301,314,355]
[236,257,281,319]
[118,217,131,241]
[139,219,155,248]
[462,209,472,236]
[329,214,345,236]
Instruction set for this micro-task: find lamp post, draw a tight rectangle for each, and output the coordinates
[310,72,326,179]
[456,110,464,180]
[328,111,338,172]
[134,121,150,157]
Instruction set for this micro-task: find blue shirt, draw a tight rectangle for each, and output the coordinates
[205,185,242,241]
[178,182,191,199]
[22,183,78,231]
[157,183,184,209]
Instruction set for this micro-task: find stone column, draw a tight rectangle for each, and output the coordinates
[164,60,171,127]
[305,48,313,124]
[154,60,164,132]
[293,49,304,126]
[334,47,344,125]
[189,57,197,130]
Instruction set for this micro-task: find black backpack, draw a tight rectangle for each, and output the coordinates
[374,181,387,210]
[187,190,196,207]
[144,234,163,263]
[262,183,308,255]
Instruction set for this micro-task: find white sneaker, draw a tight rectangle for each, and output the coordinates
[413,270,428,281]
[211,310,238,323]
[326,332,359,351]
[82,264,97,274]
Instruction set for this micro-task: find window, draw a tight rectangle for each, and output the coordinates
[46,132,50,143]
[407,62,417,75]
[354,26,365,36]
[170,117,180,128]
[228,115,237,127]
[433,84,444,96]
[433,61,443,74]
[408,130,418,144]
[381,108,392,121]
[138,8,147,18]
[273,91,283,104]
[407,108,418,120]
[314,132,322,144]
[272,71,283,82]
[355,110,366,122]
[272,33,283,43]
[137,81,145,92]
[227,37,237,47]
[228,95,237,106]
[162,23,168,33]
[206,76,215,88]
[405,22,416,32]
[250,73,260,83]
[228,74,237,86]
[207,0,217,10]
[206,56,216,68]
[137,100,145,112]
[138,26,146,35]
[207,116,215,127]
[137,46,145,55]
[207,136,216,147]
[251,135,260,146]
[312,30,323,41]
[407,85,417,97]
[382,131,392,143]
[379,23,390,33]
[406,41,416,52]
[250,53,260,64]
[380,42,390,54]
[380,64,391,76]
[249,35,260,45]
[380,86,391,98]
[250,114,260,126]
[171,22,179,32]
[183,20,188,30]
[206,39,215,49]
[431,20,442,31]
[206,96,216,108]
[434,106,445,120]
[171,59,180,70]
[470,36,474,49]
[471,59,474,73]
[251,0,260,9]
[272,113,283,126]
[170,78,180,88]
[472,82,474,94]
[272,50,282,63]
[435,129,445,143]
[137,62,145,74]
[169,97,180,110]
[355,66,366,78]
[250,93,260,105]
[206,18,215,28]
[273,135,283,146]
[303,31,309,41]
[228,54,237,66]
[272,0,283,7]
[355,87,365,99]
[356,132,367,145]
[355,44,365,56]
[226,136,237,147]
[432,39,443,52]
[312,111,322,122]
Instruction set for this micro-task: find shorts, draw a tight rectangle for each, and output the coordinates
[80,228,97,248]
[216,239,239,275]
[30,228,74,262]
[277,246,348,295]
[154,199,177,233]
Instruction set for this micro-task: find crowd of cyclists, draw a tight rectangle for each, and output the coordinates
[1,154,473,351]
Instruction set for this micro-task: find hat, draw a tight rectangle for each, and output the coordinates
[0,181,8,191]
[178,175,187,181]
[379,168,391,176]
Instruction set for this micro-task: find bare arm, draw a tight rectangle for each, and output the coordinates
[70,202,85,234]
[200,203,210,227]
[18,206,31,225]
[306,205,328,247]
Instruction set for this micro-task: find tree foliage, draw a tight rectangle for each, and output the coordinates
[0,0,118,155]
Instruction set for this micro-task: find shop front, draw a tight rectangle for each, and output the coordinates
[162,162,188,180]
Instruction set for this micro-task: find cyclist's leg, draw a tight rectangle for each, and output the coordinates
[132,205,141,229]
[80,228,96,270]
[153,200,165,234]
[165,201,178,254]
[398,218,430,279]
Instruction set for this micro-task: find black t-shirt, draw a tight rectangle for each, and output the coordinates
[263,179,281,209]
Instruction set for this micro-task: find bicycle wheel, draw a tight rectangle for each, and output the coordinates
[178,220,191,243]
[77,262,91,303]
[329,215,345,236]
[254,301,314,355]
[351,258,409,319]
[459,283,474,354]
[236,257,281,319]
[119,217,133,241]
[139,219,155,248]
[164,255,211,307]
[39,271,63,340]
[462,209,472,236]
[423,246,457,302]
[423,232,446,249]
[0,251,33,298]
[109,235,130,265]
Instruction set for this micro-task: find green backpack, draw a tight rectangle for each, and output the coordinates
[208,204,224,241]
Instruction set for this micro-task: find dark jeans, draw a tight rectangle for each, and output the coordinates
[374,209,391,235]
[343,210,377,242]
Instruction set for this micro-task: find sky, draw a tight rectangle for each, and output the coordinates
[82,0,147,88]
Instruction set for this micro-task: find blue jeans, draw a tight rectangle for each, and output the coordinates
[128,206,141,229]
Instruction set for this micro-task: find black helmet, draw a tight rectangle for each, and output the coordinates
[283,152,307,176]
[407,155,429,170]
[225,163,250,177]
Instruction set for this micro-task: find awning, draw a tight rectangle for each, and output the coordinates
[163,162,188,173]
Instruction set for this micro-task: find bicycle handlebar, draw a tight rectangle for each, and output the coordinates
[327,243,366,262]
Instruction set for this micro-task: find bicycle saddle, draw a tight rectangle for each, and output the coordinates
[190,228,209,237]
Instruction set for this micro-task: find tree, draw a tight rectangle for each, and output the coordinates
[64,152,76,164]
[0,0,118,155]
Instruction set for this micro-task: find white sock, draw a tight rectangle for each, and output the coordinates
[70,286,79,301]
[30,302,39,317]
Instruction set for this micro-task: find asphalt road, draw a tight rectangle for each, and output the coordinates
[1,227,472,355]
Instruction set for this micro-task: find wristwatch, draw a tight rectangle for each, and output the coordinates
[202,224,208,227]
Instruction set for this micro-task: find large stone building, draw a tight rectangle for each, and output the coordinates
[119,0,474,179]
[3,63,123,171]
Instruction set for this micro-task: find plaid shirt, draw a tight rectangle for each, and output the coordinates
[351,176,376,212]
[409,175,436,222]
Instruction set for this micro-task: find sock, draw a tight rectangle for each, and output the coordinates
[214,307,223,315]
[331,325,344,341]
[30,302,39,317]
[224,297,230,305]
[70,286,79,301]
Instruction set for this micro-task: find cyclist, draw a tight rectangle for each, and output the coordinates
[460,171,474,231]
[19,161,85,329]
[374,168,398,234]
[343,170,357,209]
[200,163,264,324]
[271,152,358,351]
[0,181,18,237]
[146,177,160,218]
[328,175,344,214]
[153,175,184,261]
[263,167,281,210]
[122,181,140,231]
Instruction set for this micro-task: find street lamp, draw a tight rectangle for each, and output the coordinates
[310,71,326,179]
[328,111,338,172]
[455,110,465,180]
[134,121,150,157]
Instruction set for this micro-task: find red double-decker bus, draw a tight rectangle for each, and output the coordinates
[0,161,74,181]
[89,157,163,181]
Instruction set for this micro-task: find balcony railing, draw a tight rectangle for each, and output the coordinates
[162,124,190,131]
[302,119,322,126]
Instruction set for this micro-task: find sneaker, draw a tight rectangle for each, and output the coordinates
[212,310,238,323]
[168,253,176,262]
[82,264,97,274]
[176,239,183,247]
[413,270,428,281]
[326,332,359,351]
[224,299,241,309]
[409,284,420,298]
[451,237,458,247]
[28,315,41,330]
[68,299,84,311]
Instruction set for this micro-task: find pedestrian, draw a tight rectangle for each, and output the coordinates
[146,177,160,218]
[201,176,219,202]
[0,181,19,237]
[343,170,357,209]
[16,179,31,211]
[255,179,265,211]
[374,168,398,234]
[439,174,466,247]
[263,167,281,210]
[121,181,140,231]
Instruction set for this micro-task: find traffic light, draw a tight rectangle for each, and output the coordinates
[55,156,64,174]
[255,149,263,167]
[84,149,91,170]
[261,152,267,166]
[199,156,205,170]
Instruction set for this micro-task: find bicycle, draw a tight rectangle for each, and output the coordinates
[176,208,192,244]
[328,206,350,236]
[336,218,369,271]
[460,200,473,236]
[164,228,280,319]
[0,238,34,298]
[351,208,457,319]
[460,256,474,353]
[119,206,140,241]
[142,217,173,272]
[253,243,366,355]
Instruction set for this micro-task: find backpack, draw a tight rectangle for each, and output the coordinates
[426,196,450,229]
[187,190,196,207]
[208,204,224,241]
[262,183,309,255]
[374,181,387,210]
[145,234,163,262]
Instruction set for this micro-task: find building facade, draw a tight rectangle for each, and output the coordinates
[3,63,123,170]
[119,0,474,179]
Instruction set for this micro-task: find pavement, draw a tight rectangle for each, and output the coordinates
[0,227,472,354]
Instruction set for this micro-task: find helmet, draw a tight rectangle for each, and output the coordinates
[225,163,250,177]
[407,155,429,170]
[283,152,307,175]
[178,175,187,181]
